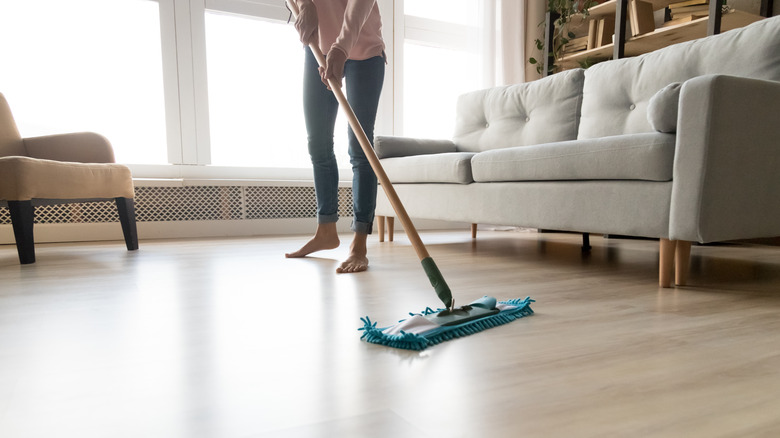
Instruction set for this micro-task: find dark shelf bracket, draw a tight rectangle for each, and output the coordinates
[760,0,774,17]
[543,11,559,77]
[708,0,723,35]
[614,0,629,60]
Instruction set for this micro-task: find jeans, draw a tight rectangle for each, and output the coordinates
[303,47,385,234]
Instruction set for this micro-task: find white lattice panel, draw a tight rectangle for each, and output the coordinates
[0,185,355,224]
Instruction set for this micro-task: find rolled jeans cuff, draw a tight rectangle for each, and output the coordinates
[351,219,373,234]
[318,213,338,224]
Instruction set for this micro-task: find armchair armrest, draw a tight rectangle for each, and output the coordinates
[670,74,780,243]
[23,132,116,163]
[374,135,457,159]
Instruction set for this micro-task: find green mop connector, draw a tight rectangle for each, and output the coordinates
[420,257,453,309]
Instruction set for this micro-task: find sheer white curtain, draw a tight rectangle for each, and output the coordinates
[481,0,527,87]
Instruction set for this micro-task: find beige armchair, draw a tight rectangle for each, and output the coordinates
[0,92,138,264]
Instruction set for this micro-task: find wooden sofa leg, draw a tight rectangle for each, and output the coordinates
[675,241,692,286]
[115,197,139,251]
[387,217,395,242]
[471,223,477,239]
[8,200,36,264]
[377,216,385,242]
[659,238,677,288]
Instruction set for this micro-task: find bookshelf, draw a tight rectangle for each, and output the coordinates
[544,0,773,74]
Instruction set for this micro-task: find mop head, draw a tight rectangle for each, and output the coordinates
[359,296,534,350]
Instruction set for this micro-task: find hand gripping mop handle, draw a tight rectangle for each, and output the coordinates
[285,0,453,309]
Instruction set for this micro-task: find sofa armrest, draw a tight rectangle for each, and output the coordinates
[374,135,456,159]
[670,74,780,243]
[23,132,116,163]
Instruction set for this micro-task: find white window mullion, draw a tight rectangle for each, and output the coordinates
[159,0,185,165]
[376,0,394,137]
[190,0,212,165]
[170,0,206,165]
[393,0,405,136]
[480,0,497,89]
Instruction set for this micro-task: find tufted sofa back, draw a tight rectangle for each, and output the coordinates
[578,15,780,139]
[452,68,585,153]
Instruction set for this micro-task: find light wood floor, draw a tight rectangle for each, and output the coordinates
[1,230,779,438]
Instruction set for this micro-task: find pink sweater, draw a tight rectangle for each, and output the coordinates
[307,0,384,60]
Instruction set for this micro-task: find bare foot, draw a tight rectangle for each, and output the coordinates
[285,223,340,258]
[336,232,369,273]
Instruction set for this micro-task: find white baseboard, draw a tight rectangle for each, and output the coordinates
[0,218,468,245]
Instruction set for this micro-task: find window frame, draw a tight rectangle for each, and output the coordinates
[5,0,491,180]
[131,0,394,181]
[392,0,483,136]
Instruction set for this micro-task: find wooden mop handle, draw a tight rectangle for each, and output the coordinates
[285,0,430,262]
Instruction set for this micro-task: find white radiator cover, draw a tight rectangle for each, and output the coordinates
[0,180,462,243]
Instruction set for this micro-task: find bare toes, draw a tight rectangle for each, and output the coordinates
[336,258,369,273]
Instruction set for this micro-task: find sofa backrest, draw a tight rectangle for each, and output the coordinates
[0,93,26,158]
[578,15,780,139]
[453,68,585,153]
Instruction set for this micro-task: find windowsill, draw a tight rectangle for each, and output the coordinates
[127,163,353,185]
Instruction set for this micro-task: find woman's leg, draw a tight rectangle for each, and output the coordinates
[344,55,385,233]
[304,48,341,225]
[286,48,341,258]
[335,55,385,273]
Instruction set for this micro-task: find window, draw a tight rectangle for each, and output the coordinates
[399,0,483,139]
[3,0,491,176]
[204,11,351,169]
[0,0,168,165]
[404,0,480,26]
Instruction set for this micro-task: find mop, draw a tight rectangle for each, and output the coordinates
[285,0,534,350]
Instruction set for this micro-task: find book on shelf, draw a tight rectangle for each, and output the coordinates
[563,36,589,54]
[661,13,707,27]
[587,19,598,50]
[667,0,708,8]
[629,0,656,36]
[670,4,710,15]
[595,16,615,47]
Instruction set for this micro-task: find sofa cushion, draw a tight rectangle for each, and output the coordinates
[579,15,780,139]
[374,136,456,159]
[471,132,675,182]
[381,152,476,184]
[453,68,585,153]
[647,82,681,133]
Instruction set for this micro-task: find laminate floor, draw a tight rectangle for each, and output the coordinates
[1,230,779,438]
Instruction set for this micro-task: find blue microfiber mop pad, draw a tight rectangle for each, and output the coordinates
[359,296,534,350]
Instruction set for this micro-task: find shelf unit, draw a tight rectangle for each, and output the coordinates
[543,0,773,74]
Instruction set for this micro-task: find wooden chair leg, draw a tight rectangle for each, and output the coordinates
[8,200,36,264]
[659,238,677,288]
[675,240,692,286]
[115,197,139,251]
[387,217,395,242]
[471,223,477,239]
[377,215,385,242]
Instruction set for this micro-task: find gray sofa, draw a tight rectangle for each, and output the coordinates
[373,15,780,287]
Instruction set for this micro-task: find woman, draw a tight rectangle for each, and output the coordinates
[285,0,386,274]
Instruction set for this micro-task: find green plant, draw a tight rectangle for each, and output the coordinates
[577,56,603,69]
[529,0,600,75]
